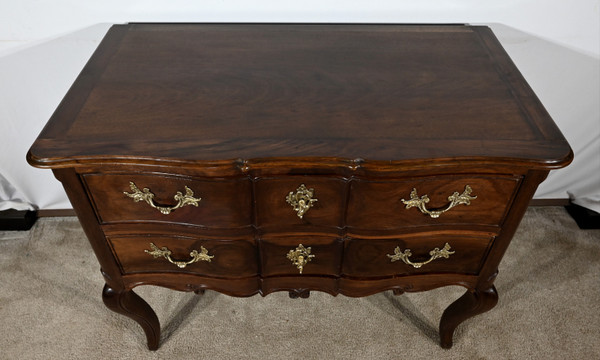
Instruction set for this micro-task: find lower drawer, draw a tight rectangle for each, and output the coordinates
[108,235,257,277]
[259,235,343,277]
[342,233,494,277]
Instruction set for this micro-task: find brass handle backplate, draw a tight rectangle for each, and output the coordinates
[124,181,201,215]
[401,185,476,218]
[144,243,213,269]
[287,244,315,274]
[387,243,455,268]
[286,184,318,218]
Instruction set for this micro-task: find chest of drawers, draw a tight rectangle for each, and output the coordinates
[27,23,572,350]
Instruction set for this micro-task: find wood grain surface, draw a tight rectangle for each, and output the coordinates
[28,24,573,350]
[28,24,572,169]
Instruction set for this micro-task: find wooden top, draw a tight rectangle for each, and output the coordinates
[28,23,572,170]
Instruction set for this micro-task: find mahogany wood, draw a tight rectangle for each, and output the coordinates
[34,198,573,219]
[83,173,253,227]
[259,235,344,277]
[347,175,520,229]
[28,24,572,350]
[108,235,257,277]
[440,285,499,349]
[342,233,493,277]
[255,176,348,229]
[102,285,160,350]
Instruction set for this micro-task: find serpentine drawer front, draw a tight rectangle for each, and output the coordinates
[342,233,494,277]
[347,175,521,229]
[108,235,257,277]
[83,173,253,227]
[27,24,572,351]
[259,235,344,276]
[255,177,347,229]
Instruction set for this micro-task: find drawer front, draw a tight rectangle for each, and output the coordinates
[343,233,493,277]
[108,235,257,277]
[347,176,519,229]
[83,173,252,227]
[259,235,343,277]
[255,177,347,229]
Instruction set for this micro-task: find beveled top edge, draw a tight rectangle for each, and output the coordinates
[27,134,573,171]
[28,23,573,173]
[27,149,574,173]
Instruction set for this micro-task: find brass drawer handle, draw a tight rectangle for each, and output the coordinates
[124,181,201,215]
[286,184,318,218]
[144,242,213,269]
[287,244,315,274]
[387,243,455,268]
[401,185,476,218]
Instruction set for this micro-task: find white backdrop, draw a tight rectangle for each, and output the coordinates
[1,1,599,210]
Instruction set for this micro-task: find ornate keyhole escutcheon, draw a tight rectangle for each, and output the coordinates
[286,184,318,218]
[287,244,315,274]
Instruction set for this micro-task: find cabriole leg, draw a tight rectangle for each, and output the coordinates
[439,285,498,349]
[102,284,161,350]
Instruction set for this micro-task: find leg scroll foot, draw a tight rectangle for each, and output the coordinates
[102,284,161,350]
[439,286,498,349]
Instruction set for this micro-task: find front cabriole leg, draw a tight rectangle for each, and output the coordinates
[439,285,498,349]
[102,284,161,350]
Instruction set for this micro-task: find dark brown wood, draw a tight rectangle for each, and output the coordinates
[259,235,344,277]
[52,168,124,289]
[37,209,77,217]
[259,276,340,297]
[108,235,257,277]
[27,24,572,170]
[347,175,520,229]
[255,177,348,230]
[288,289,311,299]
[102,285,160,351]
[123,273,260,297]
[342,233,493,277]
[33,200,573,218]
[476,170,551,290]
[28,24,572,350]
[440,285,499,349]
[337,273,480,297]
[83,173,253,227]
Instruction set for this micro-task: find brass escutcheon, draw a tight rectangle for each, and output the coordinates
[287,244,315,274]
[286,184,318,218]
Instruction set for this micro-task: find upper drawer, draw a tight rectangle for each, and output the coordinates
[254,177,347,229]
[347,175,520,229]
[83,173,252,227]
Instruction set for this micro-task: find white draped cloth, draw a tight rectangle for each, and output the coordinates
[0,173,35,211]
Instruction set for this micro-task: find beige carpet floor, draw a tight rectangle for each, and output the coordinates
[0,207,599,359]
